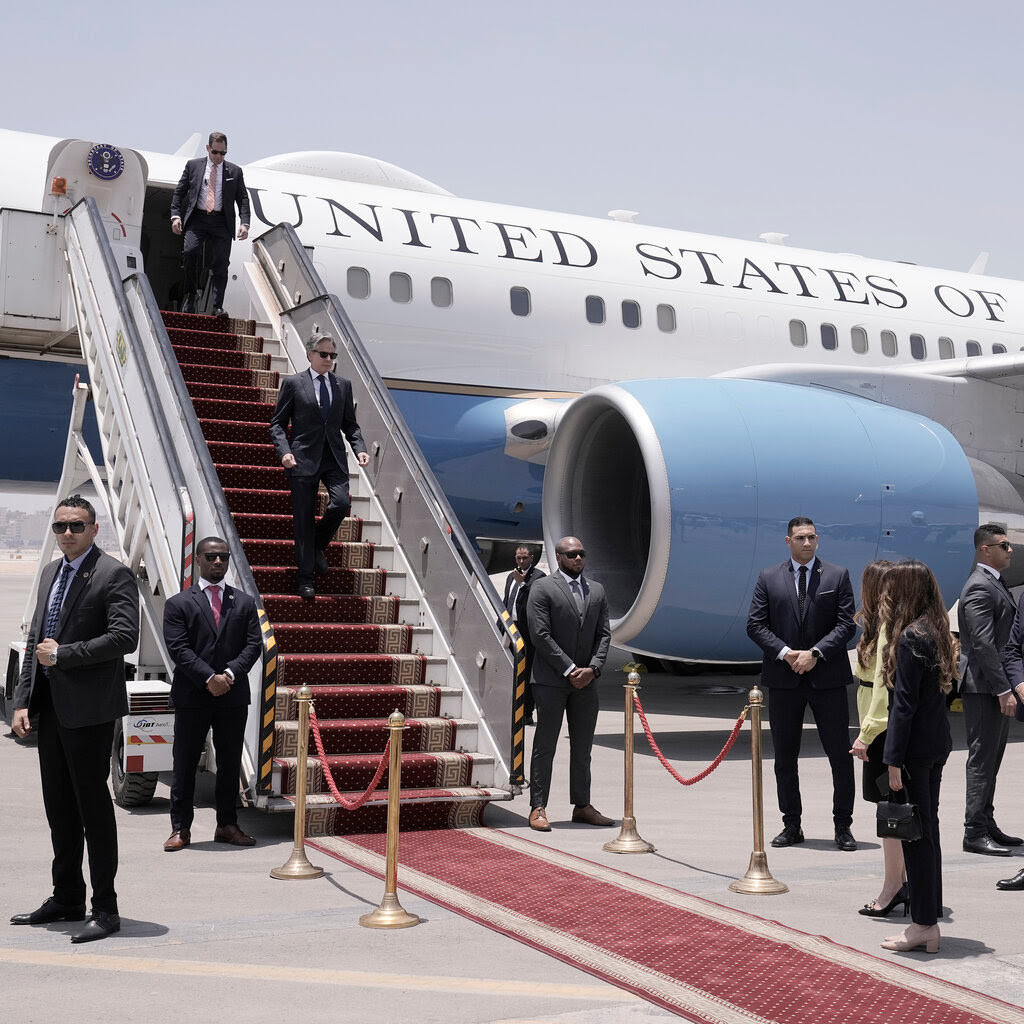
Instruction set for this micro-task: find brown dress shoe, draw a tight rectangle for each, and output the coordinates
[163,828,191,852]
[529,807,552,832]
[571,804,615,826]
[214,823,256,846]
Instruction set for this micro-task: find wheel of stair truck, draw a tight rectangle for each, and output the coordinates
[110,717,158,807]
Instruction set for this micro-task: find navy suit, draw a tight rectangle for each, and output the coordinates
[959,566,1015,839]
[170,157,250,308]
[163,581,262,830]
[14,546,139,914]
[1001,591,1024,723]
[527,572,610,809]
[746,557,856,829]
[503,564,545,718]
[269,369,367,586]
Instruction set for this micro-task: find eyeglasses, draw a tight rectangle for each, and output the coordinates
[561,550,586,559]
[314,351,337,360]
[201,552,230,562]
[209,149,226,155]
[988,541,1012,551]
[51,521,92,534]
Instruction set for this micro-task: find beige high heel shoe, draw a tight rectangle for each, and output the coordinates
[880,926,940,953]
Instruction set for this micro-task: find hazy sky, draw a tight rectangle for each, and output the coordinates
[3,1,1023,277]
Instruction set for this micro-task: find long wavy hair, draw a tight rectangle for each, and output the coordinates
[879,560,959,693]
[855,559,894,671]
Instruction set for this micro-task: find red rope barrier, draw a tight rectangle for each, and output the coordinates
[308,704,391,810]
[633,693,747,786]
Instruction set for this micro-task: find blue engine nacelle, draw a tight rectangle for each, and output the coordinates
[541,379,979,661]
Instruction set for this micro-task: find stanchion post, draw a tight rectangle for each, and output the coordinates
[604,671,655,854]
[361,710,420,928]
[271,685,325,880]
[729,685,787,895]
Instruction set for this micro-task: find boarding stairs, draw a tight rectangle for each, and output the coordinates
[1,195,524,831]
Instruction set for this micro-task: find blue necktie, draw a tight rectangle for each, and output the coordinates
[317,374,330,418]
[43,563,73,672]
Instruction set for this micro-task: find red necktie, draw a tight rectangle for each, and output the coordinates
[206,163,217,212]
[210,584,222,626]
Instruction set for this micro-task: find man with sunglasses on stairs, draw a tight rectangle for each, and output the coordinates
[10,496,139,943]
[162,536,263,853]
[270,331,370,599]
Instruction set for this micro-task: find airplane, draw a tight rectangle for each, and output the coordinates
[1,126,1022,665]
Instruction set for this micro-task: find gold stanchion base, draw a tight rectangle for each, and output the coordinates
[360,892,420,929]
[270,850,325,880]
[728,851,788,895]
[603,817,655,854]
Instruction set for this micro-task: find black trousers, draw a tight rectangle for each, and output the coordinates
[962,692,1009,838]
[182,210,231,307]
[529,682,599,810]
[767,681,855,828]
[169,704,248,830]
[288,446,351,586]
[34,676,118,913]
[901,757,946,926]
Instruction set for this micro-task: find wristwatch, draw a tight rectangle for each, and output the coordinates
[47,647,58,666]
[811,648,823,661]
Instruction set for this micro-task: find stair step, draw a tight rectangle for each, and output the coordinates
[242,538,375,569]
[259,593,399,623]
[273,623,418,655]
[167,326,264,352]
[208,441,280,467]
[275,715,474,755]
[232,512,366,542]
[192,396,274,424]
[252,566,394,597]
[172,343,270,370]
[179,362,279,390]
[276,683,459,720]
[162,310,256,334]
[278,651,434,687]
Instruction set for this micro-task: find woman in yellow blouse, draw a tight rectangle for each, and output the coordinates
[849,560,907,917]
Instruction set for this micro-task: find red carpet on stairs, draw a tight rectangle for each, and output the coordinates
[161,309,500,834]
[312,828,1022,1024]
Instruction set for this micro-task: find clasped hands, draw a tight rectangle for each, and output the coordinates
[206,673,233,697]
[569,666,595,689]
[783,649,817,674]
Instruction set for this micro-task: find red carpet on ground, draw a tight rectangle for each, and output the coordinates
[311,828,1021,1024]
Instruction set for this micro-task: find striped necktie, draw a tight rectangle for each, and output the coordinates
[206,162,217,212]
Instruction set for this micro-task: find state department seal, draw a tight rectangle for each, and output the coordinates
[87,144,125,181]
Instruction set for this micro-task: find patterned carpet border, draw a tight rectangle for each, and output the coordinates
[309,828,1022,1024]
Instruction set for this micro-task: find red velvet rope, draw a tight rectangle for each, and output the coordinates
[308,704,391,810]
[633,693,748,786]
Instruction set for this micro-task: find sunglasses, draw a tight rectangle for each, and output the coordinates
[209,149,227,155]
[51,520,93,534]
[561,550,586,559]
[989,541,1012,551]
[201,552,230,562]
[314,351,338,360]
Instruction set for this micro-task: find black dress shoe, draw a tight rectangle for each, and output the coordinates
[996,868,1024,891]
[297,584,315,599]
[771,826,804,848]
[70,911,120,944]
[213,307,229,318]
[10,897,86,925]
[963,835,1011,856]
[314,550,329,575]
[990,828,1024,847]
[835,827,858,851]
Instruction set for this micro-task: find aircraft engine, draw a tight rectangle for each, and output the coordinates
[541,378,980,661]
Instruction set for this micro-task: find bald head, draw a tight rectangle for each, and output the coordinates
[555,536,586,579]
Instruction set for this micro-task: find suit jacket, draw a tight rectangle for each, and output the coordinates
[959,565,1015,696]
[163,582,262,709]
[1000,592,1024,721]
[14,546,139,728]
[527,572,610,690]
[503,565,545,639]
[883,628,953,765]
[170,157,251,238]
[269,370,367,477]
[746,557,855,689]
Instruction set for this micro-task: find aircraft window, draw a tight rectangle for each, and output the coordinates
[993,343,1007,354]
[851,327,868,353]
[909,333,926,360]
[430,277,453,308]
[510,286,531,317]
[966,340,981,356]
[347,267,370,299]
[656,304,676,332]
[820,324,838,351]
[390,272,412,303]
[622,300,641,329]
[938,337,954,359]
[881,330,898,357]
[789,320,807,347]
[586,295,605,324]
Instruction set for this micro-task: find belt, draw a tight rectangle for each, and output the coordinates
[858,678,874,688]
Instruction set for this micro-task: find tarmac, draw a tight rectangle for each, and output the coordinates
[3,563,1024,1024]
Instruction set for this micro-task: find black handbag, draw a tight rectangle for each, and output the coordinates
[876,782,922,842]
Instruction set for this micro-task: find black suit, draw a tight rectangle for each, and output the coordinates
[14,547,139,914]
[170,156,250,308]
[163,581,262,831]
[503,565,545,717]
[746,557,857,829]
[959,565,1015,839]
[269,369,367,586]
[526,572,610,810]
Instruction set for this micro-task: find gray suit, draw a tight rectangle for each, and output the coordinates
[527,572,610,809]
[958,565,1015,839]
